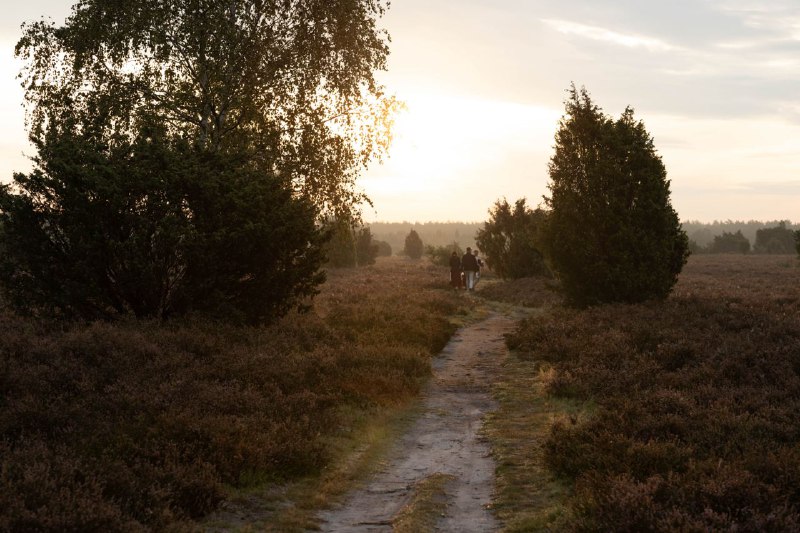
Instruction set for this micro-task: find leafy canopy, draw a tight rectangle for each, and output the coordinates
[323,218,378,268]
[0,127,326,322]
[1,0,397,321]
[16,0,399,215]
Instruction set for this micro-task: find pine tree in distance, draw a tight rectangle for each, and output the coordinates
[403,229,424,259]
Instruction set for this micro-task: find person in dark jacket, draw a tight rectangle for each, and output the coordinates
[449,251,462,289]
[461,247,479,291]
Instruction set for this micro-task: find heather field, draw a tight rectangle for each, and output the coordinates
[494,254,800,531]
[4,253,799,531]
[0,257,471,531]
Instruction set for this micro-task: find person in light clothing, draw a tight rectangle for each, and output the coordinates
[472,249,484,287]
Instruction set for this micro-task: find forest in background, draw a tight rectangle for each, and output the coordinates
[369,220,797,255]
[682,219,797,248]
[369,222,483,255]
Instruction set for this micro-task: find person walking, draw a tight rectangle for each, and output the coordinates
[461,247,479,291]
[449,251,462,289]
[472,249,484,287]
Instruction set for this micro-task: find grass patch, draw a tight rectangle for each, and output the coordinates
[483,308,578,532]
[392,472,455,533]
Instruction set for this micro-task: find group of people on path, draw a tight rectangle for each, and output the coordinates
[449,247,483,291]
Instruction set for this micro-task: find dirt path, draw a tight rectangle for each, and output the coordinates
[316,309,520,532]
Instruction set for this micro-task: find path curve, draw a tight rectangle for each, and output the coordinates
[316,310,518,532]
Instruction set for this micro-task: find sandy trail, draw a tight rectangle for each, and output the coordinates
[316,310,519,532]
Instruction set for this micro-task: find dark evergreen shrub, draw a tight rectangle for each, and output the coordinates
[403,229,424,259]
[375,240,392,257]
[355,227,379,266]
[754,222,795,254]
[707,230,751,254]
[0,128,325,323]
[476,198,549,279]
[543,85,689,306]
[795,230,800,257]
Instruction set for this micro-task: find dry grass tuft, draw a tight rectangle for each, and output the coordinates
[392,472,455,533]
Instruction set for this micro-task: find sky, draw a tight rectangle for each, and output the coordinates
[1,1,799,223]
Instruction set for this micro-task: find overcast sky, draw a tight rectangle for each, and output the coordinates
[2,1,799,223]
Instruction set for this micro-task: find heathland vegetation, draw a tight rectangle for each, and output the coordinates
[1,1,457,529]
[0,258,471,530]
[490,254,800,531]
[2,0,799,528]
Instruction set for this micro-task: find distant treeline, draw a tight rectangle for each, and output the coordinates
[369,222,483,255]
[683,219,797,253]
[370,220,798,257]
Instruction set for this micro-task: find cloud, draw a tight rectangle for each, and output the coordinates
[541,18,681,52]
[713,1,800,36]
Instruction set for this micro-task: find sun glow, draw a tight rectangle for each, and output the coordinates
[0,38,30,181]
[362,92,560,220]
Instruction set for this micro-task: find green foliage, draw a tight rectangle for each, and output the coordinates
[404,229,424,259]
[5,0,400,321]
[543,85,689,306]
[425,242,463,267]
[179,160,326,325]
[0,127,325,323]
[15,0,399,216]
[754,221,795,254]
[325,219,358,268]
[707,230,751,254]
[476,198,548,279]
